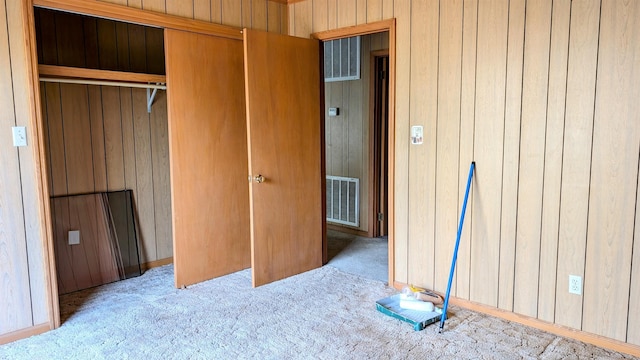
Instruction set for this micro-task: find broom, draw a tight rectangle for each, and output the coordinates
[439,161,475,333]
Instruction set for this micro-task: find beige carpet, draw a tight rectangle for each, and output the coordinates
[0,265,637,359]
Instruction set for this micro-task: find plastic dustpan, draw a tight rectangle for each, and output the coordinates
[376,294,441,331]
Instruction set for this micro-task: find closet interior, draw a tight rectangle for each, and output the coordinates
[35,8,173,293]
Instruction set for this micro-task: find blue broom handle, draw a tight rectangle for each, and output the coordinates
[439,161,475,332]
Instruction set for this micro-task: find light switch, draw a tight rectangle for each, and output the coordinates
[328,107,339,117]
[12,126,27,147]
[68,230,80,245]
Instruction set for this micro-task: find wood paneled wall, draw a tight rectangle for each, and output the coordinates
[99,0,288,34]
[290,0,640,347]
[324,32,388,233]
[0,0,51,337]
[36,9,172,264]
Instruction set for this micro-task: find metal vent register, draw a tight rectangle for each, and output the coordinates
[326,175,359,227]
[324,36,361,82]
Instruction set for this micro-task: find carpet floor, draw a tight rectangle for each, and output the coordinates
[0,265,637,360]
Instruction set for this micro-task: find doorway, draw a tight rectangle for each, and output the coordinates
[320,29,392,284]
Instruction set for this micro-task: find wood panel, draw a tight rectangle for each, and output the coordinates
[165,29,250,287]
[630,159,640,345]
[252,0,268,31]
[470,0,508,307]
[8,0,53,325]
[312,0,327,33]
[221,0,242,27]
[150,92,172,260]
[243,29,322,287]
[497,0,524,311]
[582,0,640,341]
[194,0,211,21]
[0,0,34,333]
[52,195,121,295]
[166,0,193,18]
[513,0,552,318]
[434,0,462,293]
[407,0,438,289]
[455,0,478,301]
[537,0,570,323]
[366,0,382,22]
[60,84,94,194]
[555,0,600,331]
[393,0,409,284]
[336,0,356,28]
[39,65,166,83]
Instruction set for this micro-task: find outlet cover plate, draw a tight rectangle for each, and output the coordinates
[12,126,27,147]
[569,275,582,295]
[68,230,80,245]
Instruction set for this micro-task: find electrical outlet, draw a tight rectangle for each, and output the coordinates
[68,230,80,245]
[569,275,582,295]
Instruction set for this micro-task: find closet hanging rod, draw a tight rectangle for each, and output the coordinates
[39,77,167,90]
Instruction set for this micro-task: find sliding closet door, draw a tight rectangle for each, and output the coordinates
[165,29,250,288]
[243,29,324,287]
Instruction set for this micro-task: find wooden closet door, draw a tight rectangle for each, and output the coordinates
[165,29,250,288]
[243,29,324,287]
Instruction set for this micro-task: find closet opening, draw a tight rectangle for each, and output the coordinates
[34,7,172,318]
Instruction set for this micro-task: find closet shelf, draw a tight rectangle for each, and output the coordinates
[39,65,166,113]
[39,64,166,85]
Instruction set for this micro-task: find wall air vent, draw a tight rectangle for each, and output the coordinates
[324,36,361,82]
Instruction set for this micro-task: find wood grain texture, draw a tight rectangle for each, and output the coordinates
[555,0,600,331]
[513,0,552,318]
[630,157,640,346]
[366,0,382,22]
[0,0,34,333]
[537,0,570,323]
[39,65,166,84]
[336,0,356,28]
[131,88,157,263]
[392,0,409,284]
[166,0,193,18]
[292,0,311,37]
[455,0,477,301]
[243,29,322,287]
[267,0,280,33]
[434,0,462,293]
[252,0,267,31]
[101,86,126,191]
[7,0,53,325]
[582,0,640,341]
[149,91,172,260]
[407,0,438,290]
[470,0,508,307]
[312,0,327,32]
[221,0,242,27]
[165,29,250,288]
[497,0,524,311]
[59,84,94,194]
[193,0,211,21]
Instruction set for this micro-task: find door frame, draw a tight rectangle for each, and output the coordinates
[312,19,396,287]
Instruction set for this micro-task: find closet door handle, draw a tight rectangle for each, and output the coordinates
[253,174,265,183]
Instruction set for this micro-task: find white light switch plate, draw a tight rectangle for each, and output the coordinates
[12,126,27,147]
[68,230,80,245]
